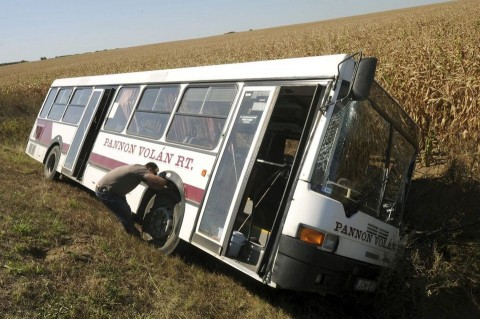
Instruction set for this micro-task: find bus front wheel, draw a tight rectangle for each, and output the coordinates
[44,145,60,181]
[142,194,182,255]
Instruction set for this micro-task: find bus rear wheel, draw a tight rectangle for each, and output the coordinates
[142,194,181,255]
[44,145,60,181]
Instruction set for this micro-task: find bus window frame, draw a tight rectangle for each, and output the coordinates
[46,87,73,121]
[39,88,59,119]
[62,87,94,124]
[126,85,181,140]
[103,86,141,133]
[165,84,238,150]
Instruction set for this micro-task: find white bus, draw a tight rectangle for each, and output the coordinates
[26,54,419,294]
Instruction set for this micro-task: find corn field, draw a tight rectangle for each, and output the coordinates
[1,0,479,177]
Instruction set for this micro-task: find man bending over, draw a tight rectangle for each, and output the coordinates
[95,162,167,237]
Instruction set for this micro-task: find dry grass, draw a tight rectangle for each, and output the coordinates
[0,146,286,319]
[1,0,480,318]
[0,146,374,319]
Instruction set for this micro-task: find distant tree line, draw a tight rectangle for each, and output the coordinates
[0,60,28,67]
[1,48,113,67]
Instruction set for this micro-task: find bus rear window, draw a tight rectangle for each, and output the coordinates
[166,86,236,149]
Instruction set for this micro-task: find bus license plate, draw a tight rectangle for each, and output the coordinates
[354,278,377,292]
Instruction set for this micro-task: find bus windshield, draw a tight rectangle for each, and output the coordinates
[312,83,418,227]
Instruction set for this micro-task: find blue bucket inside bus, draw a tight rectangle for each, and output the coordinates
[227,231,246,257]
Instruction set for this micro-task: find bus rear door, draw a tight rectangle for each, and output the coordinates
[62,88,115,179]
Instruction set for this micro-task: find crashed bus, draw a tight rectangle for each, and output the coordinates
[26,53,419,294]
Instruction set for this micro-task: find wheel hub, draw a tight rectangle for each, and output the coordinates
[144,206,173,241]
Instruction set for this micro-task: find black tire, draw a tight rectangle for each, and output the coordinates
[44,145,60,181]
[142,193,182,255]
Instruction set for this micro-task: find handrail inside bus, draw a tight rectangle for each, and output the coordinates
[256,159,288,168]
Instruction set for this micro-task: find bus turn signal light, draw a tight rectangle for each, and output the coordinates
[299,226,325,246]
[298,226,339,252]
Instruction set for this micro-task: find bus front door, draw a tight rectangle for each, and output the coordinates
[192,86,280,255]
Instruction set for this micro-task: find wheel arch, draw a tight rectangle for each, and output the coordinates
[159,170,186,212]
[136,170,186,223]
[43,136,63,164]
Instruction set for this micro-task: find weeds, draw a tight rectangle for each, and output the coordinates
[12,219,37,236]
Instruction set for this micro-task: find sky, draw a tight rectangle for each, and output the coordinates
[0,0,449,64]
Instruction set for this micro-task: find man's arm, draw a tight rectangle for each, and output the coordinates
[143,172,168,191]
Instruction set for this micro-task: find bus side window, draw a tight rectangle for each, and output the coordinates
[166,85,236,149]
[47,88,72,121]
[62,88,93,124]
[127,86,179,139]
[104,87,140,132]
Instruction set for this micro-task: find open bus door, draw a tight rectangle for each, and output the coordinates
[192,84,327,274]
[192,86,280,255]
[62,88,115,179]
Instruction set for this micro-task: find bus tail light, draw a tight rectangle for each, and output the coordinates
[298,225,338,252]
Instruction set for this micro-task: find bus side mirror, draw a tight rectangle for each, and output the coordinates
[351,57,377,101]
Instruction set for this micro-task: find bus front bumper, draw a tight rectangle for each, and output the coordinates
[271,234,381,294]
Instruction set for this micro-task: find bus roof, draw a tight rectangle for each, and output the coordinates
[51,54,350,87]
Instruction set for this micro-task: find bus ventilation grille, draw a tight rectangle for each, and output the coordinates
[366,223,389,240]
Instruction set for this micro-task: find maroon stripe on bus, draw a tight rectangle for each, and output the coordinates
[61,143,70,154]
[88,152,205,203]
[34,119,69,153]
[88,152,127,170]
[184,184,204,203]
[35,119,52,146]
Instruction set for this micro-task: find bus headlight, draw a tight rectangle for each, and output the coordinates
[322,233,339,252]
[298,225,339,252]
